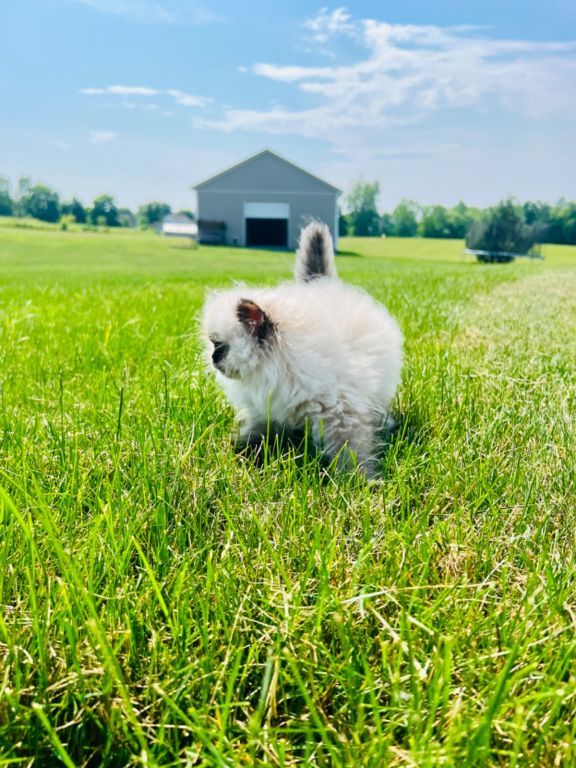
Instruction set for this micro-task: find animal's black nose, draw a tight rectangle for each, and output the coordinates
[212,342,229,365]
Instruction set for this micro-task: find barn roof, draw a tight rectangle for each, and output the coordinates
[192,148,341,194]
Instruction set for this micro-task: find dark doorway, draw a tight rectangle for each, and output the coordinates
[246,218,288,247]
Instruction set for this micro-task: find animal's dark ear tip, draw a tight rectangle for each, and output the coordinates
[236,298,263,326]
[236,298,274,342]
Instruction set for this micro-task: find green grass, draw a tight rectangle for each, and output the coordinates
[0,226,575,767]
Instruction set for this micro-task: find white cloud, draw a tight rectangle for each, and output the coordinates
[107,85,158,96]
[303,7,355,44]
[80,85,158,96]
[251,63,339,83]
[81,85,209,109]
[166,89,211,107]
[201,12,576,138]
[73,0,221,24]
[89,130,119,143]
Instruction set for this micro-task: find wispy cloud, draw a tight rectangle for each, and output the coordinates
[303,6,355,43]
[113,101,160,111]
[195,9,576,139]
[89,130,119,143]
[80,85,210,109]
[80,85,157,96]
[166,89,210,107]
[73,0,221,25]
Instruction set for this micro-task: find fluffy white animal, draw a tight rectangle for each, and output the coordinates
[201,222,403,476]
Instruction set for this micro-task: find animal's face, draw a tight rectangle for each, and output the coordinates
[202,294,275,379]
[209,338,231,375]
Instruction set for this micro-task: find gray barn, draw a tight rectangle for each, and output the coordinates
[193,149,341,248]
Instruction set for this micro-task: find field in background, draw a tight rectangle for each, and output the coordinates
[1,226,575,766]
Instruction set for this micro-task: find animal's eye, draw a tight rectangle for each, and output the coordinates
[211,340,229,365]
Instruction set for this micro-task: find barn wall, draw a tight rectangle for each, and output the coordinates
[198,190,338,248]
[285,193,338,249]
[198,191,244,245]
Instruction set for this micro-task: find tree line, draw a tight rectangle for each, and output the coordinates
[341,181,576,245]
[0,177,192,229]
[2,175,575,245]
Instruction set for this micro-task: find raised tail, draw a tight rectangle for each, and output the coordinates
[294,222,337,283]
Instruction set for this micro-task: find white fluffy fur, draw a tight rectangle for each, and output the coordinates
[201,227,403,476]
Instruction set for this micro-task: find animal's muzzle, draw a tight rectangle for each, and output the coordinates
[212,342,229,368]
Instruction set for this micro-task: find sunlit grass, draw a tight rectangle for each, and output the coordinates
[1,226,575,766]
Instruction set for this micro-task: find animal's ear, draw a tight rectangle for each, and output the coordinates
[236,298,274,342]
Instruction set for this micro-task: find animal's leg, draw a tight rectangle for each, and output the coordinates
[235,418,301,461]
[311,409,379,478]
[234,416,270,457]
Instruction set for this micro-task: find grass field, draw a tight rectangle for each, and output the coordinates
[1,226,575,766]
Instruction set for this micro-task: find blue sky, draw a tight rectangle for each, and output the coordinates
[1,0,575,212]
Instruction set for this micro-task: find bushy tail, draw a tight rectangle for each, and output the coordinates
[294,222,337,283]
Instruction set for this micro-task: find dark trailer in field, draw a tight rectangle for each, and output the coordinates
[465,246,544,263]
[465,200,546,264]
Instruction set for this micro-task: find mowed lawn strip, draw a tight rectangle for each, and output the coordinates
[0,226,575,766]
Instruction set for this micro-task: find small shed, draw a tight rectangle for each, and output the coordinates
[192,149,341,248]
[161,214,198,239]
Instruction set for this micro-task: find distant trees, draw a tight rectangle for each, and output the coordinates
[464,199,576,249]
[0,178,179,232]
[0,190,13,216]
[16,177,32,201]
[337,186,576,246]
[379,212,393,236]
[419,206,452,238]
[0,177,144,229]
[176,209,195,220]
[346,181,382,236]
[137,202,171,228]
[61,198,87,223]
[418,202,481,239]
[0,170,575,246]
[532,200,572,243]
[0,177,12,216]
[90,194,120,227]
[466,199,543,258]
[390,200,420,237]
[20,184,62,223]
[529,200,576,245]
[338,210,349,237]
[117,208,136,228]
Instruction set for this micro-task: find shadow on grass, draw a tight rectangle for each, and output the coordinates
[336,249,362,258]
[234,424,325,470]
[233,410,429,482]
[377,408,431,475]
[169,241,198,250]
